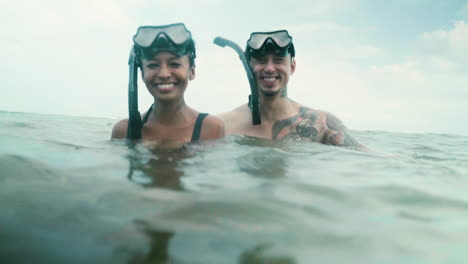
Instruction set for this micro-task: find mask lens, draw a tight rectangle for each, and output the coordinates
[247,30,292,50]
[271,31,291,47]
[134,27,161,47]
[133,23,191,48]
[248,34,269,49]
[166,24,190,45]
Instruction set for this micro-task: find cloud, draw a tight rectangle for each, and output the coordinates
[70,0,132,28]
[1,0,466,135]
[461,3,468,19]
[285,22,382,62]
[358,21,468,101]
[285,20,468,134]
[287,22,365,35]
[0,0,135,118]
[290,0,363,15]
[420,20,468,68]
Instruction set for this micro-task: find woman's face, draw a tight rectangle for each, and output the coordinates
[141,51,195,102]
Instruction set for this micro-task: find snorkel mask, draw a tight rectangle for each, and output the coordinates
[127,23,196,140]
[245,30,295,60]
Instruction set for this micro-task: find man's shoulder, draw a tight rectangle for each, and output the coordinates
[111,118,129,139]
[295,103,327,119]
[296,105,348,130]
[216,104,252,135]
[217,104,251,122]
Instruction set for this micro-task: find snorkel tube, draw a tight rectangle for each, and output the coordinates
[213,37,261,125]
[127,46,142,140]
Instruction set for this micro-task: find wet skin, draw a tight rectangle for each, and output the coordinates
[141,52,194,102]
[219,50,365,150]
[250,53,296,97]
[111,51,224,144]
[271,106,363,148]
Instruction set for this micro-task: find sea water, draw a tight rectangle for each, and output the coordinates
[0,111,467,264]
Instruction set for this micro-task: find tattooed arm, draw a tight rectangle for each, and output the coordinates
[321,112,367,150]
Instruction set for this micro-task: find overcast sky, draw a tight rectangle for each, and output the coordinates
[1,0,467,135]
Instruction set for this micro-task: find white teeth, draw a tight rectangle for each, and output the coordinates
[263,77,276,82]
[157,83,174,89]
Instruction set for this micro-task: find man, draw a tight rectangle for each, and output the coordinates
[218,30,365,149]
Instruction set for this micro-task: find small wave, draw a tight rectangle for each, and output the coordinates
[0,154,60,182]
[397,211,433,223]
[237,149,290,178]
[360,184,468,210]
[8,121,36,128]
[409,145,441,152]
[412,153,453,161]
[44,139,86,150]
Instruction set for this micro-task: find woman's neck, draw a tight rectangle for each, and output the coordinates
[150,98,193,125]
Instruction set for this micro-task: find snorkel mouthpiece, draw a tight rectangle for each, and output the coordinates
[213,37,227,47]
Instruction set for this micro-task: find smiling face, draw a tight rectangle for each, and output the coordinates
[141,51,195,102]
[250,53,296,97]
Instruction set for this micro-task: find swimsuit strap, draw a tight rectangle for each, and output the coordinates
[191,113,208,142]
[142,105,207,142]
[142,104,155,124]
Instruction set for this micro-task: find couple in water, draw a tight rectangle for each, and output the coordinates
[112,23,366,150]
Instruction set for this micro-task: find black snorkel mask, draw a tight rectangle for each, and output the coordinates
[245,30,295,60]
[127,23,195,140]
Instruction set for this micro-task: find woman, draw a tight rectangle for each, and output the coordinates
[112,23,224,147]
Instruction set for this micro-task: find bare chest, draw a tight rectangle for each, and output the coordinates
[272,114,326,141]
[238,110,326,142]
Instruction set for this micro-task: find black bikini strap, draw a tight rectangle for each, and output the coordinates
[142,104,155,124]
[191,113,208,142]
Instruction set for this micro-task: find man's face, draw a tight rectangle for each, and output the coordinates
[250,53,296,97]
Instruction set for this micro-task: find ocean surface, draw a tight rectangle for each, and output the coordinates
[0,110,467,264]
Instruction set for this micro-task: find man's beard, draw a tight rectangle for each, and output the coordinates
[259,87,287,97]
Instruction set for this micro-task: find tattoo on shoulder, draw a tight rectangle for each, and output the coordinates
[272,115,298,139]
[324,112,361,147]
[272,107,319,141]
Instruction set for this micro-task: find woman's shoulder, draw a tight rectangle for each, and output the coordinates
[200,114,225,139]
[111,118,129,139]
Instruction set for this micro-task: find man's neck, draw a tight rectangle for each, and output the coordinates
[259,95,297,122]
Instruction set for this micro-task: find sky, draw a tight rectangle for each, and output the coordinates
[1,0,467,135]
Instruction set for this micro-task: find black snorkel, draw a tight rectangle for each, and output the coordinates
[213,37,261,125]
[127,46,142,140]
